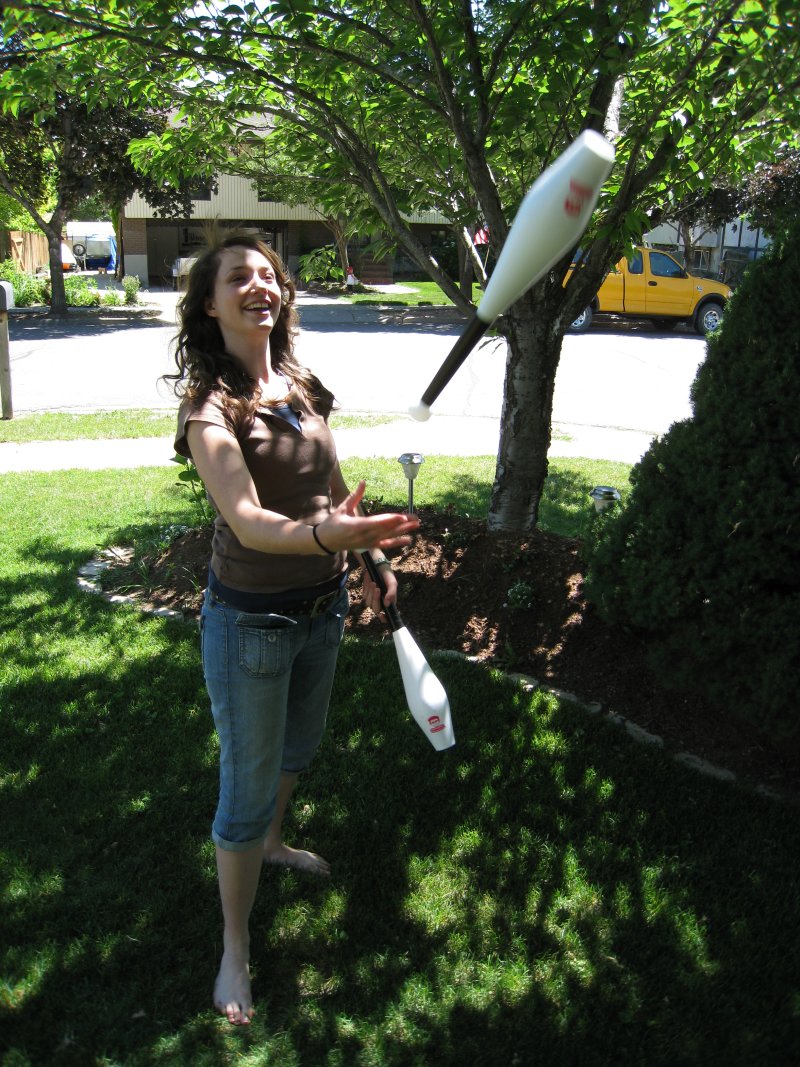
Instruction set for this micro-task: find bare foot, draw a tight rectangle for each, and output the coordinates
[213,952,254,1026]
[263,840,330,876]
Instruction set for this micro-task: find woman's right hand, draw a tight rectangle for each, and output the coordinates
[314,480,419,554]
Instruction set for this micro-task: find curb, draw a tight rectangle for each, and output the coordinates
[436,653,785,801]
[8,303,164,320]
[8,299,463,329]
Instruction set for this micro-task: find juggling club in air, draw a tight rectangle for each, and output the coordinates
[409,129,615,421]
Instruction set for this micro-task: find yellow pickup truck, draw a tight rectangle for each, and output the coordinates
[568,247,732,335]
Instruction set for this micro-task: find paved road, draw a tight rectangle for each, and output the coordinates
[2,290,707,469]
[7,293,504,415]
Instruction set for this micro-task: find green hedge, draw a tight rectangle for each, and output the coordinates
[0,259,138,307]
[0,258,49,306]
[585,224,800,739]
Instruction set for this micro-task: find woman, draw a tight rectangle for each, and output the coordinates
[169,229,419,1025]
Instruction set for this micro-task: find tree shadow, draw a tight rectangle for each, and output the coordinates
[297,302,466,335]
[407,465,620,540]
[8,309,170,342]
[2,528,798,1066]
[273,653,799,1065]
[573,314,701,340]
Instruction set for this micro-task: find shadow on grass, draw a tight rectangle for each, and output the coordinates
[538,464,619,540]
[1,541,221,1063]
[2,517,798,1066]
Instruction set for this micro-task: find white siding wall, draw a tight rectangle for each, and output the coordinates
[126,175,322,220]
[125,173,447,225]
[644,218,771,275]
[722,219,769,251]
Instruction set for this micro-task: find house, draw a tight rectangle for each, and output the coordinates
[122,172,450,288]
[122,169,774,292]
[644,218,772,286]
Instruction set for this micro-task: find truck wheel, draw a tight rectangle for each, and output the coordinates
[72,242,86,257]
[694,301,724,335]
[568,306,593,332]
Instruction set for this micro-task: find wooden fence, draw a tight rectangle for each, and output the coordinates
[0,230,50,273]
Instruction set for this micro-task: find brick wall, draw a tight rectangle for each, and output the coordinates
[122,217,147,255]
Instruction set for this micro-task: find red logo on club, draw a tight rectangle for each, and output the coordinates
[564,178,593,217]
[428,715,446,733]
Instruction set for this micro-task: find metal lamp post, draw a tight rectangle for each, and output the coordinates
[398,452,424,514]
[589,485,621,513]
[0,281,15,420]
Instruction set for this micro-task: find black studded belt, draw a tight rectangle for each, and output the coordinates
[208,568,347,616]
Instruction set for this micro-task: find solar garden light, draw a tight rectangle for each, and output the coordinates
[398,452,424,514]
[589,485,621,513]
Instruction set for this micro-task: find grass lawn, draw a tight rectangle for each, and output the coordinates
[344,281,482,307]
[0,409,179,443]
[1,462,799,1066]
[0,411,397,444]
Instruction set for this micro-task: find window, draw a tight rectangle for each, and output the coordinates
[650,251,684,278]
[628,250,643,275]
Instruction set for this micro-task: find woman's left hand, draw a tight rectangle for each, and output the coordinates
[362,563,398,617]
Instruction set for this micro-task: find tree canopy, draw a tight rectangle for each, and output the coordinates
[2,0,798,524]
[648,144,800,263]
[743,149,800,240]
[0,26,195,311]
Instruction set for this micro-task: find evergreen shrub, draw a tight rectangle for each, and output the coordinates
[585,224,800,739]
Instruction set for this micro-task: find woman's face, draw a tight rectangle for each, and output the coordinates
[204,246,283,351]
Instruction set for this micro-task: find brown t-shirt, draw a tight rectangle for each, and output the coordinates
[174,384,347,594]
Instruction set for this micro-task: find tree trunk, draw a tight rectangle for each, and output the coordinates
[47,224,68,317]
[112,202,123,281]
[488,294,564,532]
[334,230,350,279]
[322,214,350,281]
[332,214,350,279]
[457,237,474,299]
[679,220,695,269]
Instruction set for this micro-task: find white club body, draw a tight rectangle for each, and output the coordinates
[392,626,455,750]
[359,550,455,750]
[477,130,615,322]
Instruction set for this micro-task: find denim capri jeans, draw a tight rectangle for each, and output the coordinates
[200,584,349,851]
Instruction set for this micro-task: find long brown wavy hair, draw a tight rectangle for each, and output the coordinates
[165,227,332,433]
